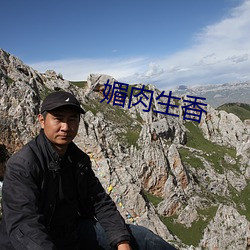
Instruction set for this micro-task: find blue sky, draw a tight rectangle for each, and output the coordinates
[1,0,250,90]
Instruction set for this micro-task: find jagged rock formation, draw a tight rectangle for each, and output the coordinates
[0,49,250,249]
[200,205,250,250]
[200,105,250,161]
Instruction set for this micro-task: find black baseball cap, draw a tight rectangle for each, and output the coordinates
[41,91,85,114]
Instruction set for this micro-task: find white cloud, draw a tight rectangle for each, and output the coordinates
[226,54,249,63]
[30,0,250,90]
[30,57,148,82]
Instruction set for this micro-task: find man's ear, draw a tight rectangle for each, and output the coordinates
[37,114,45,129]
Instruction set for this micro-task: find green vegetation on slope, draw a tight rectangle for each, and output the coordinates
[180,121,245,204]
[230,182,250,221]
[70,81,88,88]
[217,103,250,121]
[39,86,54,100]
[6,76,14,85]
[172,121,246,245]
[144,190,218,247]
[182,121,238,173]
[142,190,164,207]
[83,96,142,148]
[161,206,218,246]
[143,119,247,246]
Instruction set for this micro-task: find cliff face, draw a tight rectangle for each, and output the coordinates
[0,49,250,249]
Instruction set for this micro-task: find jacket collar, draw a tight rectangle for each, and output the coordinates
[40,129,64,171]
[38,129,79,171]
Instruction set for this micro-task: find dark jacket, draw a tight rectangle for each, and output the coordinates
[0,130,131,249]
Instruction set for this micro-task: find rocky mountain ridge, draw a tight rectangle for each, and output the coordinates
[0,48,250,249]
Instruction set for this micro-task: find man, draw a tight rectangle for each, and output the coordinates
[0,91,176,250]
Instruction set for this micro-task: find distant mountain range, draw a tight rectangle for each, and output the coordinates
[172,82,250,108]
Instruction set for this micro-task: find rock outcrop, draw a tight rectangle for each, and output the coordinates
[200,205,250,250]
[0,48,250,249]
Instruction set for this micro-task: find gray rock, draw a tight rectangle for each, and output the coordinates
[1,48,250,249]
[200,205,250,250]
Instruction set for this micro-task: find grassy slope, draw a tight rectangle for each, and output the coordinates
[70,81,88,88]
[146,120,249,246]
[93,97,250,246]
[82,95,142,148]
[217,103,250,121]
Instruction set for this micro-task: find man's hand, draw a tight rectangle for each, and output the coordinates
[117,241,132,250]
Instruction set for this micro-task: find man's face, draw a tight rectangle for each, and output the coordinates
[38,106,80,151]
